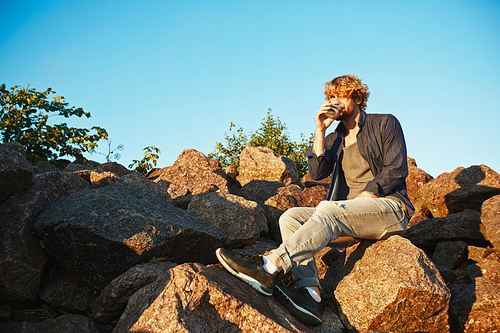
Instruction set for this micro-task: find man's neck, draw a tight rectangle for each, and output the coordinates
[341,108,361,132]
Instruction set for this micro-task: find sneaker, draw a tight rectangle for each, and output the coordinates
[215,248,278,296]
[274,283,323,326]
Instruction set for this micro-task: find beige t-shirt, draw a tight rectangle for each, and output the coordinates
[342,141,374,199]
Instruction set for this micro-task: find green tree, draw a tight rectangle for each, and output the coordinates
[0,84,108,163]
[129,145,161,174]
[208,121,248,170]
[209,108,313,178]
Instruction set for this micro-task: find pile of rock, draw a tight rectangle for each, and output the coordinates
[1,143,499,333]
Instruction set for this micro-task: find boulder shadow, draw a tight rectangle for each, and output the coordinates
[448,258,482,333]
[445,165,500,215]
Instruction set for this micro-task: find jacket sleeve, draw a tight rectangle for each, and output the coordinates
[363,114,408,197]
[305,132,338,181]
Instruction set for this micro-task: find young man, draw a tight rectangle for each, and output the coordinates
[216,74,414,326]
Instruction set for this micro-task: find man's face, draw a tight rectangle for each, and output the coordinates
[328,94,361,121]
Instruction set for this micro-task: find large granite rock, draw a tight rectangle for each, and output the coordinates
[39,265,100,312]
[302,172,331,189]
[0,143,35,205]
[0,314,102,333]
[237,146,301,186]
[100,161,131,177]
[35,160,61,173]
[406,156,433,204]
[416,165,500,218]
[480,194,500,248]
[187,192,268,248]
[113,263,311,333]
[90,261,177,324]
[264,185,329,242]
[148,149,229,207]
[121,172,172,203]
[404,209,488,254]
[326,236,451,333]
[89,170,122,187]
[449,257,500,332]
[238,179,286,204]
[34,182,226,289]
[431,240,468,270]
[65,161,124,188]
[0,171,91,305]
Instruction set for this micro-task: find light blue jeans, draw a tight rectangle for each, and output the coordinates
[269,197,408,289]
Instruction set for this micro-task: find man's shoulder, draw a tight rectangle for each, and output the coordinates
[365,113,400,127]
[365,112,397,120]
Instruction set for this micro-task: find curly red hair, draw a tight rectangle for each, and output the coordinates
[324,74,370,111]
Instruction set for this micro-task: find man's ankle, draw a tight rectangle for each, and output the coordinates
[305,286,321,303]
[262,256,280,275]
[265,253,283,272]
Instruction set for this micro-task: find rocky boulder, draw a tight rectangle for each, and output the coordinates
[238,179,286,204]
[149,149,229,207]
[89,170,122,187]
[113,263,311,333]
[38,265,100,312]
[0,170,91,305]
[64,161,124,188]
[121,172,172,203]
[100,161,131,177]
[237,146,301,186]
[3,141,25,156]
[302,172,332,189]
[480,194,500,248]
[403,209,488,254]
[90,260,177,324]
[265,185,329,242]
[416,165,500,218]
[0,143,35,205]
[325,236,451,333]
[406,156,433,204]
[431,240,469,271]
[187,192,268,248]
[34,182,227,289]
[0,314,103,333]
[63,161,99,173]
[35,160,61,173]
[449,256,500,333]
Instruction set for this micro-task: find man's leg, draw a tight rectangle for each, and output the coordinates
[216,197,407,326]
[270,197,408,289]
[273,207,320,288]
[268,197,407,325]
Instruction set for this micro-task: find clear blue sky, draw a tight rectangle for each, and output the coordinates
[1,0,499,178]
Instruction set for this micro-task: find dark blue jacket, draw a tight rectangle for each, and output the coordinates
[305,111,414,217]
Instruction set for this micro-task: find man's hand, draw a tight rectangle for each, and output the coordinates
[315,101,338,132]
[313,101,340,156]
[355,191,380,199]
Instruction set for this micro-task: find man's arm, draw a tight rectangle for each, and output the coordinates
[305,101,340,180]
[313,101,336,155]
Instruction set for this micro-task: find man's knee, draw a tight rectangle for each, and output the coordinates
[278,207,308,234]
[278,208,298,230]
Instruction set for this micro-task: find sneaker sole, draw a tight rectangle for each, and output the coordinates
[216,248,273,296]
[274,285,322,326]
